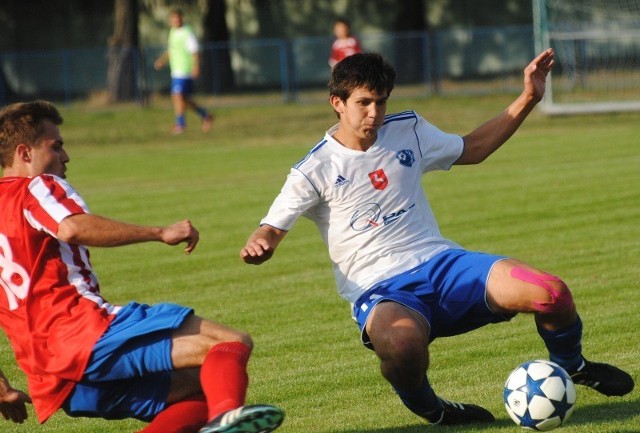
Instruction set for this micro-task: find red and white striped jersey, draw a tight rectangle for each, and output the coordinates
[0,174,120,423]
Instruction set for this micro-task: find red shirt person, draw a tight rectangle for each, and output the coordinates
[329,18,362,68]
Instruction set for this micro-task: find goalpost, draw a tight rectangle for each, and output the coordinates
[532,0,640,115]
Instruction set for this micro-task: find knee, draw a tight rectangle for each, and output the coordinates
[229,330,253,350]
[534,277,575,315]
[511,267,575,314]
[174,316,254,363]
[203,327,253,352]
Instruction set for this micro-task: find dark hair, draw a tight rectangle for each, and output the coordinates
[335,17,351,27]
[0,100,63,168]
[328,52,396,102]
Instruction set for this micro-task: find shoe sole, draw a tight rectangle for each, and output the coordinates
[199,406,284,433]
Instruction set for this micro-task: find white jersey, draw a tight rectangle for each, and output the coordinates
[261,111,464,303]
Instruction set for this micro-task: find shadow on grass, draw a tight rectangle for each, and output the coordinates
[340,398,640,432]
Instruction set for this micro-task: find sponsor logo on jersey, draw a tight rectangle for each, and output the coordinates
[350,203,381,231]
[350,202,416,232]
[396,149,415,167]
[334,175,350,188]
[368,169,388,190]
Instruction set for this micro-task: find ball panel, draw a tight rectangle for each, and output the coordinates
[505,390,529,417]
[527,361,555,381]
[506,366,528,390]
[565,379,577,404]
[563,404,575,422]
[540,376,567,401]
[536,416,562,431]
[504,403,523,426]
[528,395,556,419]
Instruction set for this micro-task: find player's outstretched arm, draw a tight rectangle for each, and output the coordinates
[57,214,199,254]
[241,225,288,265]
[456,48,555,165]
[153,51,169,70]
[0,370,31,424]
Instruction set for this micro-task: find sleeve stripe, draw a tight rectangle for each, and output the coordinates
[26,176,88,236]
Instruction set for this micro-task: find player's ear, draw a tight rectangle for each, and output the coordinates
[16,144,32,163]
[330,95,345,115]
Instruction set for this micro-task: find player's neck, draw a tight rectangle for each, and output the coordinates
[332,130,375,152]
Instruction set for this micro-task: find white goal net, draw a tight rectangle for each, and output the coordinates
[533,0,640,114]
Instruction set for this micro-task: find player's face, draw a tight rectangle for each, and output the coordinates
[332,87,388,150]
[28,120,69,178]
[334,22,350,39]
[170,12,183,28]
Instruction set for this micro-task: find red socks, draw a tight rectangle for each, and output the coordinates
[140,341,252,432]
[139,394,207,433]
[200,341,251,421]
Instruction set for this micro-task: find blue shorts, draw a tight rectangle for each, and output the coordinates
[62,302,193,421]
[352,249,512,349]
[171,77,194,96]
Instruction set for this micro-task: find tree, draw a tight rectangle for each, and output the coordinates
[201,0,235,93]
[107,0,140,102]
[393,0,428,84]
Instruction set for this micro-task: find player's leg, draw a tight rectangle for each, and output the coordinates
[181,79,213,132]
[182,97,212,132]
[168,315,284,433]
[364,301,494,425]
[64,302,281,432]
[171,92,187,134]
[486,258,634,396]
[170,78,188,134]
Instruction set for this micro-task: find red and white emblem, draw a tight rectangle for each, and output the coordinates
[368,168,388,190]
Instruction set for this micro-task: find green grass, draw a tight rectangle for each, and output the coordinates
[1,94,639,432]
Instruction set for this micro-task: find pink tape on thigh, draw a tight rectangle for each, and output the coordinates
[510,267,574,313]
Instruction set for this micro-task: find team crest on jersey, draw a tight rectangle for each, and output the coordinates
[368,169,388,190]
[396,149,415,167]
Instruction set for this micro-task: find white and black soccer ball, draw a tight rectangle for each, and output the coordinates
[503,360,576,431]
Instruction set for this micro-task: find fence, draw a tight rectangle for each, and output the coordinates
[0,25,534,106]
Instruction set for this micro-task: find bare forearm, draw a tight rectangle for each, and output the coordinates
[57,214,163,247]
[154,52,169,69]
[56,214,200,255]
[457,49,554,165]
[241,224,287,264]
[459,92,538,164]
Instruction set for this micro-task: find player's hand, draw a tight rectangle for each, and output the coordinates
[524,48,554,102]
[161,220,199,255]
[0,382,31,424]
[240,238,275,265]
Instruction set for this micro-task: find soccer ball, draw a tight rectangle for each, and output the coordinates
[503,360,576,431]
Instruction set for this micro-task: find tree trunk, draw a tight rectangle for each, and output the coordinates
[393,0,427,84]
[202,0,235,94]
[107,0,139,102]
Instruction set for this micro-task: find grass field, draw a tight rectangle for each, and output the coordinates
[1,93,638,432]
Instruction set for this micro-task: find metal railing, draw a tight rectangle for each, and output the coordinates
[0,26,534,106]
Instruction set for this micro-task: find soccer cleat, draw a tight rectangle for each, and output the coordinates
[428,398,495,425]
[569,357,634,396]
[172,125,185,135]
[201,113,214,132]
[198,404,284,433]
